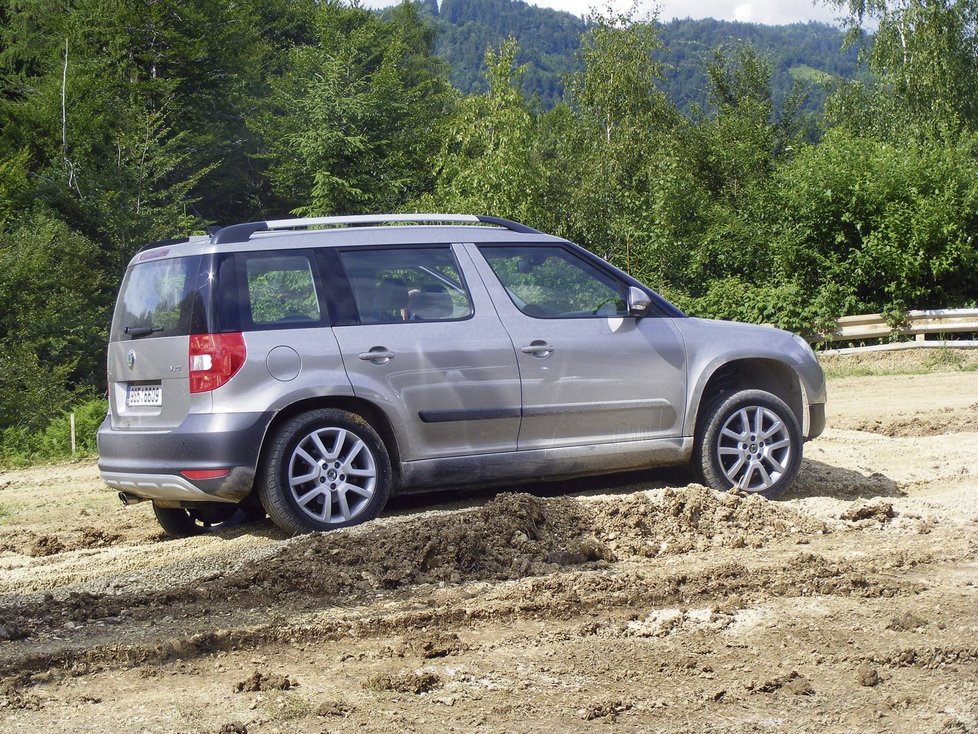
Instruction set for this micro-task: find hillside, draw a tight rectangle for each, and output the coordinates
[416,0,861,111]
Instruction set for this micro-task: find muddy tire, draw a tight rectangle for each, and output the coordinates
[694,389,802,498]
[152,503,246,538]
[258,409,392,535]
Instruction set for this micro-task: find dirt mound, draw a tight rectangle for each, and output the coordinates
[0,527,127,557]
[588,486,826,556]
[837,403,978,437]
[0,487,828,643]
[223,487,823,601]
[0,531,67,557]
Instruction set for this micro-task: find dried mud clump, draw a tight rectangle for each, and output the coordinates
[888,612,927,631]
[75,527,124,549]
[5,531,67,557]
[749,670,815,696]
[0,622,25,641]
[314,701,356,717]
[842,502,895,524]
[408,631,466,659]
[364,670,441,694]
[0,680,42,711]
[856,663,880,687]
[578,698,632,721]
[233,670,296,693]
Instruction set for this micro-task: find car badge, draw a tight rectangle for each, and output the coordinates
[127,350,136,371]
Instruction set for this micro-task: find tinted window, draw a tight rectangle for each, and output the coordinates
[110,255,202,340]
[338,248,472,324]
[244,254,320,325]
[479,245,628,318]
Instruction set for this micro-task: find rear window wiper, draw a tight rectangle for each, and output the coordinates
[125,326,164,338]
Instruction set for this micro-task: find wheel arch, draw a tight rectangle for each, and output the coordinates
[255,396,403,491]
[688,358,807,437]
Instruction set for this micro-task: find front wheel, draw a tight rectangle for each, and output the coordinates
[258,409,392,535]
[694,389,802,498]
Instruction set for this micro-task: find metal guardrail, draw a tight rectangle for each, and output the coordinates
[818,308,978,344]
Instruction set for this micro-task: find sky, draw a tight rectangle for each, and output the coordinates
[362,0,845,26]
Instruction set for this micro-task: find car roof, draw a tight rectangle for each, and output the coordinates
[129,215,569,265]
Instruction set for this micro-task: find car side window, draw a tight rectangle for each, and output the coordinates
[244,254,321,326]
[338,247,473,324]
[479,245,628,318]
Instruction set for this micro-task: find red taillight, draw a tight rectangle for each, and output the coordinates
[189,332,246,393]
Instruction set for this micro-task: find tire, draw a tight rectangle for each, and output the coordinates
[152,502,247,538]
[257,409,392,534]
[694,389,802,498]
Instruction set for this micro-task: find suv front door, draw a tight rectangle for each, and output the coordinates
[470,243,686,451]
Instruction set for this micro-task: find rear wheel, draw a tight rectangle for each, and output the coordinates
[258,409,392,535]
[152,503,248,538]
[694,389,802,498]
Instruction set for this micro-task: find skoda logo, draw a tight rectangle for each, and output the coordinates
[127,350,136,371]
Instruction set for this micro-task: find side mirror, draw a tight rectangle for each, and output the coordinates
[627,286,651,317]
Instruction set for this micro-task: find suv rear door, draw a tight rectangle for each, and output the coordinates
[106,253,205,431]
[327,244,521,462]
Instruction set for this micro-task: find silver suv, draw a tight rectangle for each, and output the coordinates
[97,214,825,537]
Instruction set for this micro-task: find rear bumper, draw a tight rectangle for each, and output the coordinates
[97,411,274,502]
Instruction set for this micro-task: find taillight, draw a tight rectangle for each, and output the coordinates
[189,333,246,393]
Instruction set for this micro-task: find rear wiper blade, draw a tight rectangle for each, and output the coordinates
[125,326,164,338]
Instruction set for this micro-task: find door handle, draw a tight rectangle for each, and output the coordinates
[520,341,554,358]
[358,347,395,364]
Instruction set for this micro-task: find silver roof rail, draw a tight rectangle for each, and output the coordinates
[210,213,541,245]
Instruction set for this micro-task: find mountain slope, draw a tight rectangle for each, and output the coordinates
[418,0,860,111]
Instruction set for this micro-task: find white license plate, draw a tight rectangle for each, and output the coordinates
[126,384,162,407]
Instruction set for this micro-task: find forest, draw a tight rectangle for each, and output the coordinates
[430,0,860,112]
[0,0,977,463]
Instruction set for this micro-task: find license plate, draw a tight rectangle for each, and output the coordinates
[126,384,162,407]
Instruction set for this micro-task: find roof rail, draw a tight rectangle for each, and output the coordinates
[210,213,541,244]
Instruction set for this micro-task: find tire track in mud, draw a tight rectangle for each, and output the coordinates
[0,486,946,679]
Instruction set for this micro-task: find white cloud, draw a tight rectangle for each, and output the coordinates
[361,0,844,26]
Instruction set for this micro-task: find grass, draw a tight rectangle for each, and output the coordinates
[820,346,978,379]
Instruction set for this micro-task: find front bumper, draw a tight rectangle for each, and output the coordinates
[97,411,274,503]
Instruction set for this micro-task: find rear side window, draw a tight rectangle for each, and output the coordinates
[207,250,326,332]
[245,255,321,325]
[337,247,473,324]
[110,255,203,341]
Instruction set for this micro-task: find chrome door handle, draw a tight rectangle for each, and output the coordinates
[520,341,554,358]
[358,348,395,364]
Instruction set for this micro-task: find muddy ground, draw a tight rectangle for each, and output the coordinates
[1,349,977,733]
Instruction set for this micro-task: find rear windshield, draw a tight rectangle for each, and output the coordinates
[110,255,204,341]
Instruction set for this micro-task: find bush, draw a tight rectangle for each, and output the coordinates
[0,397,106,467]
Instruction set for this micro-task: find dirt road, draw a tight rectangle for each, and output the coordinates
[1,351,977,733]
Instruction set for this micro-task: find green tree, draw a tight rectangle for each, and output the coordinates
[828,0,978,138]
[254,0,454,216]
[420,37,543,222]
[0,210,109,432]
[559,4,675,275]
